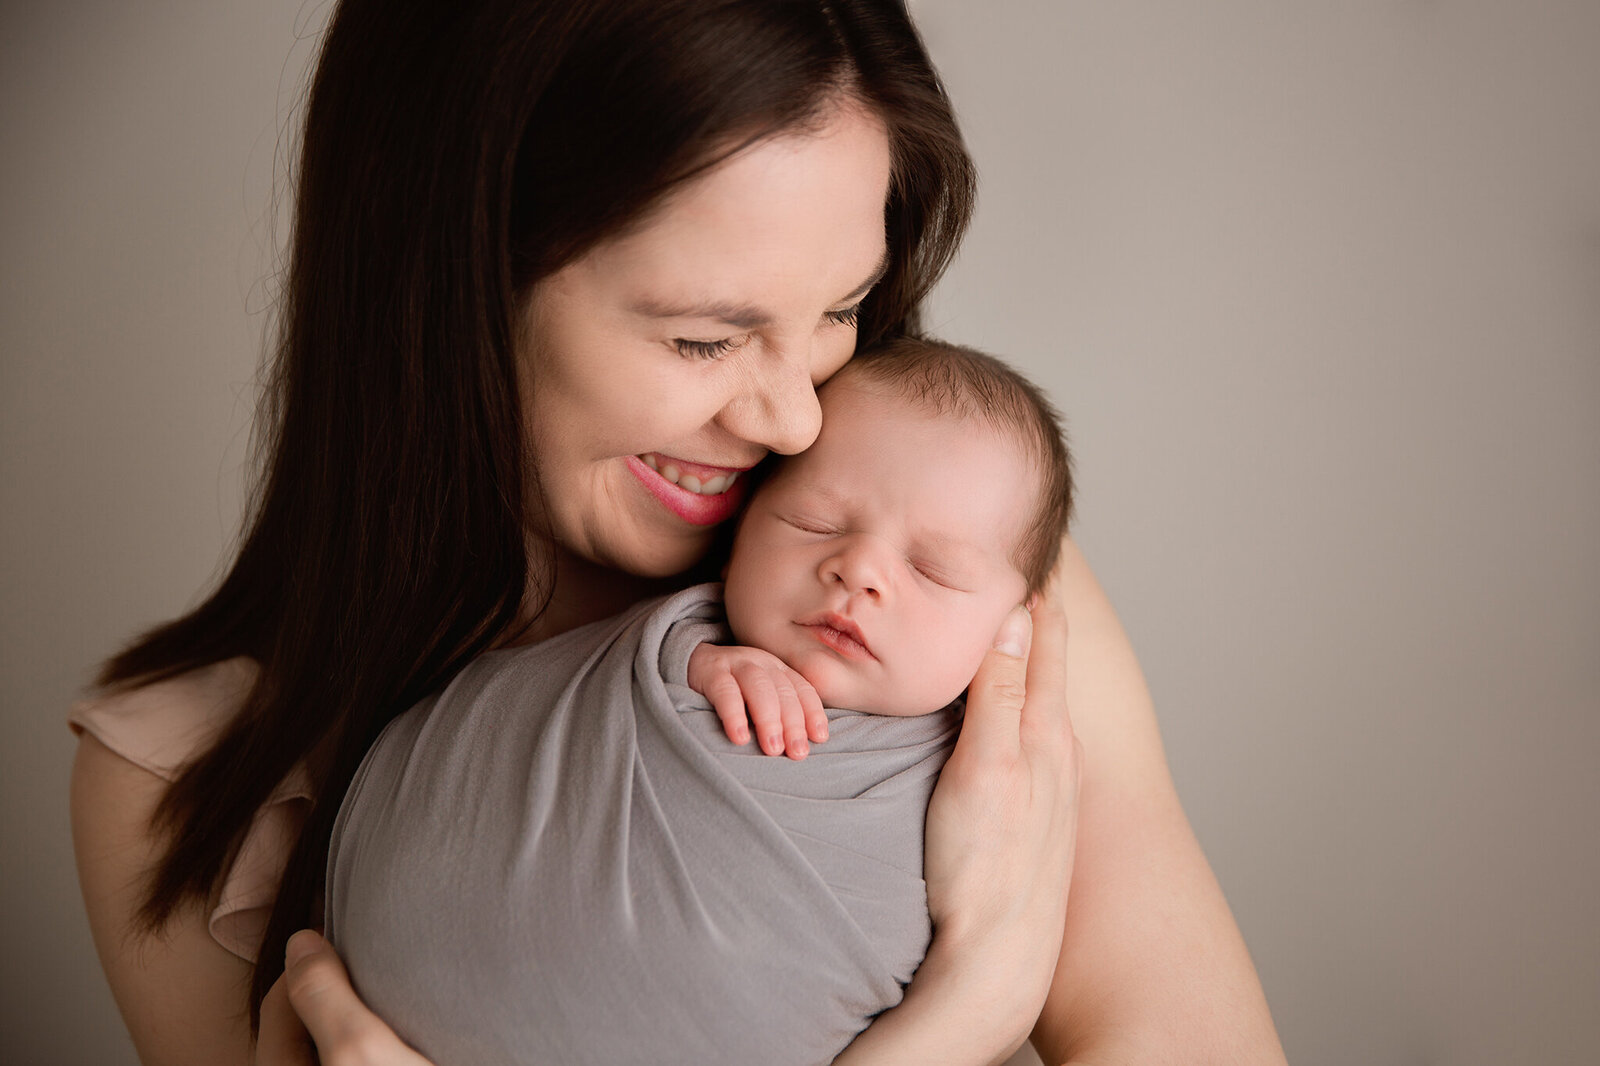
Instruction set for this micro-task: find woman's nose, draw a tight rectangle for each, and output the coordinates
[717,346,825,456]
[821,537,892,600]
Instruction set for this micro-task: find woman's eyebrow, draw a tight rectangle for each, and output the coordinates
[838,247,891,304]
[629,297,773,329]
[628,249,890,329]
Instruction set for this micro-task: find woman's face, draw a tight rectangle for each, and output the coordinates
[521,102,892,578]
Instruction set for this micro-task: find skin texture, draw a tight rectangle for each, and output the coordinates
[71,733,257,1065]
[517,102,890,586]
[724,378,1033,717]
[693,376,1034,755]
[71,98,1286,1065]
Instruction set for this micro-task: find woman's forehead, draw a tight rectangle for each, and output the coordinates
[572,105,891,313]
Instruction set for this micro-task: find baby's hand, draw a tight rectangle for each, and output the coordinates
[687,643,829,759]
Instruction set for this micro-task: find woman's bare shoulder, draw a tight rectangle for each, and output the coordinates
[71,733,258,1066]
[68,659,310,1066]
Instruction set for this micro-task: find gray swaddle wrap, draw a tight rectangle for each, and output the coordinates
[326,583,959,1066]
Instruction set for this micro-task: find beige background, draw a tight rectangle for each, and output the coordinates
[3,2,1597,1063]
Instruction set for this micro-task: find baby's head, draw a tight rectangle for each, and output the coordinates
[723,337,1073,716]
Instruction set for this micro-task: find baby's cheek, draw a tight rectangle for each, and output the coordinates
[941,629,997,702]
[788,651,848,710]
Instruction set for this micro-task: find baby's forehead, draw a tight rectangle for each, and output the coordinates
[819,375,1038,474]
[762,383,1040,554]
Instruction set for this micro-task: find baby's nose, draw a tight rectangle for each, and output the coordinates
[822,537,893,598]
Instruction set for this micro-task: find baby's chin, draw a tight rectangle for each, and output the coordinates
[810,675,961,718]
[781,644,962,716]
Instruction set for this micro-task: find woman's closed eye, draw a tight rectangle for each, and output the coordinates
[673,333,750,360]
[674,304,856,359]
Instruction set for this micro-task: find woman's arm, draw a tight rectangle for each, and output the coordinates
[87,538,1279,1065]
[1029,539,1285,1065]
[73,734,434,1066]
[71,734,257,1065]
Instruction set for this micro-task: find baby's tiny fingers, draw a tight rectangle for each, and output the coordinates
[734,664,786,755]
[703,673,751,745]
[774,675,809,760]
[794,674,828,743]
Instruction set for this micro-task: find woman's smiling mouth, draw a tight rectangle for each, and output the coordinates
[637,452,747,495]
[626,453,753,526]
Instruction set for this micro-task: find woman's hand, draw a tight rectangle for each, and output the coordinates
[928,583,1081,1034]
[835,581,1081,1065]
[255,931,434,1066]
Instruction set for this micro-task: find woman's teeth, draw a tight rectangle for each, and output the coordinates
[640,454,740,496]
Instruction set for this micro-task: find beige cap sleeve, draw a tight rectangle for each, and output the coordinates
[69,658,312,962]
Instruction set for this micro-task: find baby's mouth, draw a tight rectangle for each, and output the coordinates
[797,611,876,661]
[637,453,745,496]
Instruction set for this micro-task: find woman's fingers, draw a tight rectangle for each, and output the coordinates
[959,605,1034,753]
[255,969,316,1066]
[281,930,433,1065]
[1020,575,1074,751]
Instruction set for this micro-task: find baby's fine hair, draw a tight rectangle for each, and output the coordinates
[838,337,1073,593]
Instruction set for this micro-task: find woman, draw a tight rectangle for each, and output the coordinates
[69,1,1283,1063]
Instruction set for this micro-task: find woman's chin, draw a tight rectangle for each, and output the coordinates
[597,529,718,581]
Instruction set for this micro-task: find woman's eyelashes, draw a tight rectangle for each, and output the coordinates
[671,304,859,360]
[824,302,861,328]
[673,334,748,361]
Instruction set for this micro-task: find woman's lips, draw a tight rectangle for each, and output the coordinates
[625,453,752,527]
[798,611,875,661]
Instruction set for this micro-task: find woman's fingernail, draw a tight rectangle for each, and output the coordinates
[286,929,321,966]
[993,606,1031,657]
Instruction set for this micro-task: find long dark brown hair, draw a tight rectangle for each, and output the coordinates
[99,0,974,1020]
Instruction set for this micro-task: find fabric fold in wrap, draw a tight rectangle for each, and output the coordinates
[327,583,959,1066]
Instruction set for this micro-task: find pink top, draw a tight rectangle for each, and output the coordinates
[68,658,311,963]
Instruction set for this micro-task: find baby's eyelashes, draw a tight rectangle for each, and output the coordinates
[783,515,837,535]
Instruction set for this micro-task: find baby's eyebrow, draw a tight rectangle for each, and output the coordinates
[790,484,860,518]
[914,532,983,564]
[785,483,993,567]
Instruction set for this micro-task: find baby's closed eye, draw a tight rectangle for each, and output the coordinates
[907,559,969,591]
[783,515,839,535]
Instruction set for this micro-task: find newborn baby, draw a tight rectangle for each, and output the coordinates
[326,337,1072,1066]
